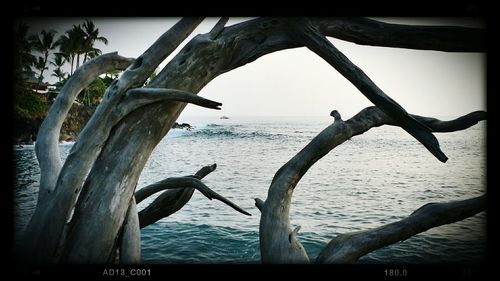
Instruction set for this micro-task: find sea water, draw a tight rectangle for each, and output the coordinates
[13,116,487,263]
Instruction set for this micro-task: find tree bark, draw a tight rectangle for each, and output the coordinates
[35,52,133,204]
[316,195,486,264]
[136,175,250,228]
[24,52,133,263]
[136,164,217,229]
[258,107,486,263]
[24,18,204,264]
[119,197,140,264]
[23,17,486,263]
[311,17,486,52]
[292,19,447,162]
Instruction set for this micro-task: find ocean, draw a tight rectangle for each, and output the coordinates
[13,116,487,264]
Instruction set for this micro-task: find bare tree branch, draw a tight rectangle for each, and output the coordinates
[316,194,486,264]
[135,177,212,202]
[254,198,265,212]
[135,176,250,216]
[23,18,204,264]
[407,111,487,133]
[193,163,217,179]
[139,189,195,229]
[23,52,133,263]
[124,88,222,110]
[25,17,484,263]
[136,164,217,229]
[312,17,486,52]
[292,19,448,162]
[35,52,133,204]
[119,197,140,264]
[209,17,229,40]
[259,106,486,263]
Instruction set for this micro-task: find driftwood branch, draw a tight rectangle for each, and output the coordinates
[193,163,218,179]
[259,106,486,263]
[254,198,265,212]
[316,194,487,264]
[69,17,483,264]
[405,111,487,133]
[119,197,140,264]
[136,164,250,229]
[124,88,222,110]
[34,52,133,204]
[24,17,485,263]
[312,17,486,52]
[139,189,195,229]
[293,19,447,163]
[135,177,211,202]
[23,52,133,262]
[209,17,229,40]
[137,164,216,229]
[136,177,250,215]
[27,18,204,264]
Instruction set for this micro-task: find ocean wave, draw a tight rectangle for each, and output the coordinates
[170,124,288,140]
[13,144,35,150]
[14,141,74,150]
[60,141,75,145]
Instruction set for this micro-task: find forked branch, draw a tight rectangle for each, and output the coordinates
[311,17,486,52]
[316,194,486,263]
[136,164,250,229]
[35,52,133,203]
[25,18,204,264]
[293,19,447,162]
[259,106,486,263]
[135,177,250,215]
[124,88,222,110]
[24,17,485,264]
[209,17,229,40]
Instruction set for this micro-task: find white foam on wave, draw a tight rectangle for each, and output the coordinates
[13,144,35,150]
[14,140,76,150]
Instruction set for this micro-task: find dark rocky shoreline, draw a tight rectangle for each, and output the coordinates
[14,102,192,145]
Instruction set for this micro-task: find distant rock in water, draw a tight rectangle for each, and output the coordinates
[173,122,193,130]
[220,116,229,119]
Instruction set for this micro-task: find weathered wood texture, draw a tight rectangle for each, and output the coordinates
[258,106,486,263]
[24,18,204,263]
[25,17,485,263]
[136,164,218,228]
[58,18,206,263]
[24,53,133,262]
[119,197,140,264]
[35,52,133,201]
[316,195,486,263]
[311,17,486,52]
[293,19,447,162]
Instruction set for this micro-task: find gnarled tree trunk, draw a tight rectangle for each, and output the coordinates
[256,107,486,263]
[19,17,486,263]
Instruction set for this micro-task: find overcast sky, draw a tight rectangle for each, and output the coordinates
[21,17,486,118]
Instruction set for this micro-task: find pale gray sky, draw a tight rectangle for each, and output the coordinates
[22,17,486,118]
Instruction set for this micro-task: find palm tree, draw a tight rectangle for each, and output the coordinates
[57,25,85,75]
[14,22,36,77]
[82,20,108,63]
[30,29,58,88]
[30,30,57,86]
[33,56,48,90]
[52,69,67,86]
[50,54,67,82]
